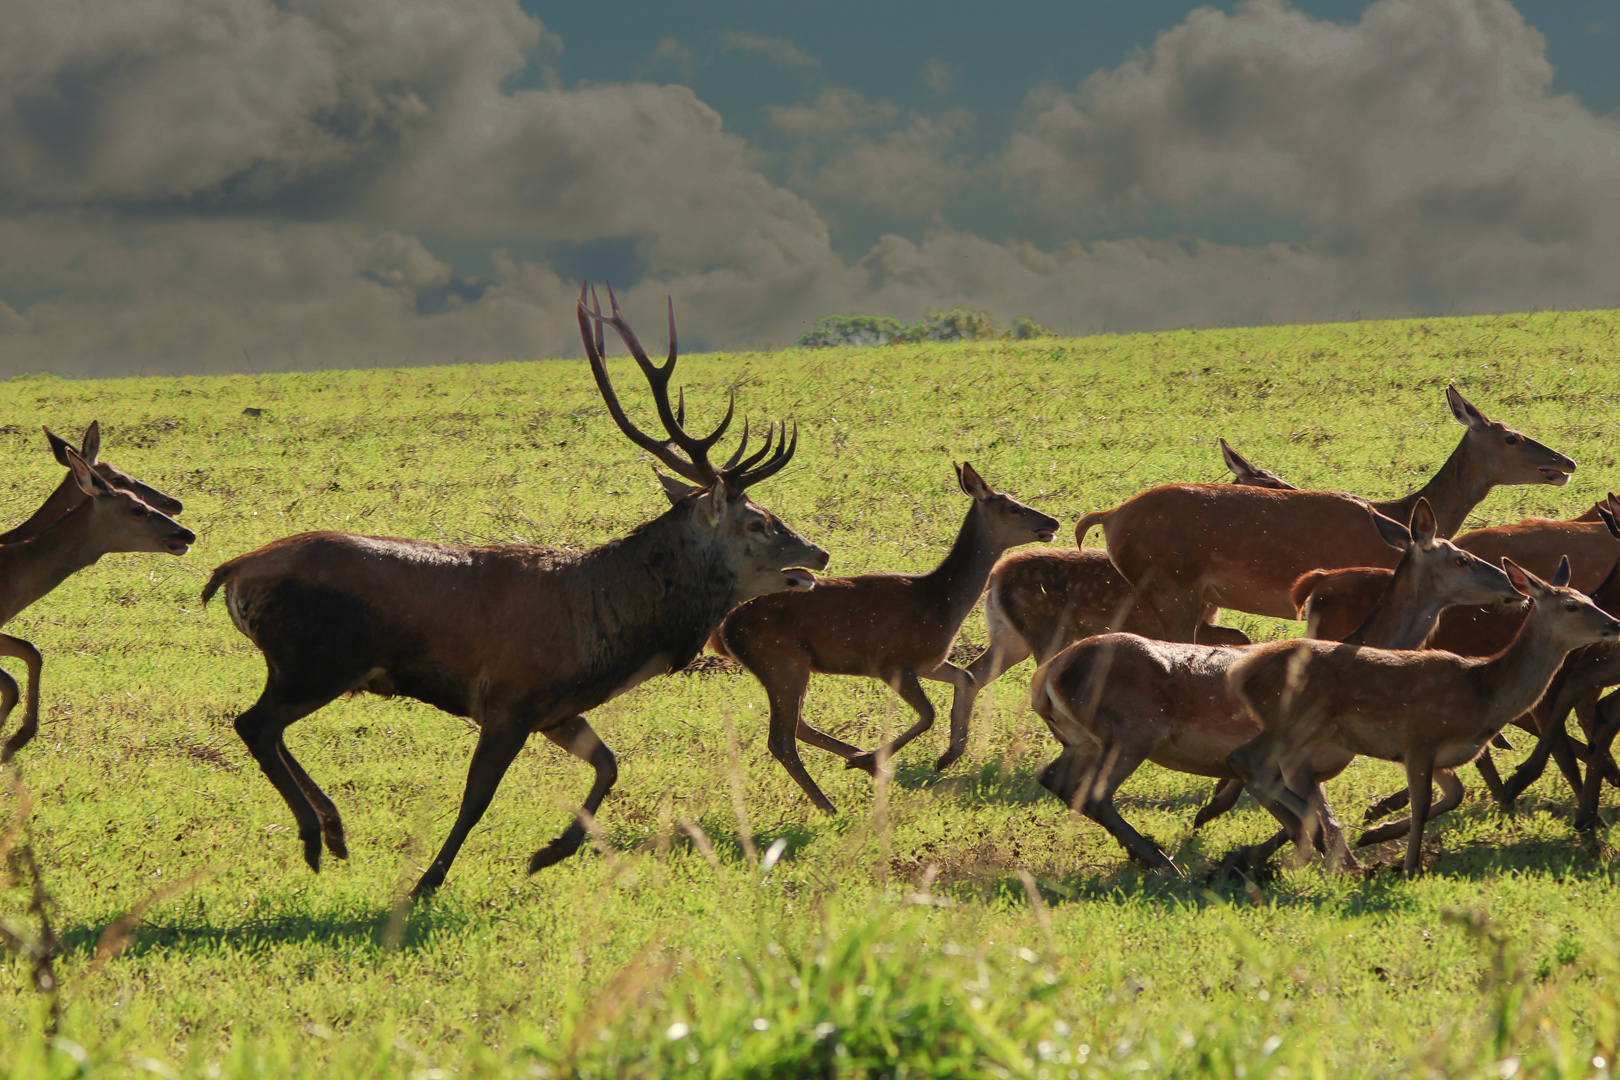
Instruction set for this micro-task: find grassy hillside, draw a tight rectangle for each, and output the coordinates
[4,307,1620,1077]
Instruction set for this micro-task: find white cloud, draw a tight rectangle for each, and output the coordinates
[766,87,898,137]
[1000,0,1620,314]
[800,110,977,217]
[719,31,819,69]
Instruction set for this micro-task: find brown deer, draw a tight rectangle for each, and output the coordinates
[710,463,1059,811]
[1286,500,1620,819]
[1078,386,1573,642]
[0,423,183,544]
[202,286,828,897]
[0,446,194,760]
[1226,558,1620,876]
[1027,500,1522,875]
[936,438,1296,772]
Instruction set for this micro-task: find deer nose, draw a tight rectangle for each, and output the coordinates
[175,526,198,545]
[810,546,830,571]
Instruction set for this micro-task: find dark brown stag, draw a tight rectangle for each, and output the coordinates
[203,286,827,897]
[1078,387,1573,641]
[711,463,1059,811]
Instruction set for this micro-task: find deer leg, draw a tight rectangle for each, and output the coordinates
[412,717,531,898]
[1398,757,1445,877]
[0,668,20,762]
[529,714,619,872]
[278,739,348,860]
[1192,778,1246,829]
[1473,750,1507,806]
[0,635,43,763]
[1499,708,1566,808]
[846,668,936,774]
[1358,767,1464,846]
[233,688,341,873]
[759,663,840,813]
[1135,581,1206,645]
[1069,740,1180,876]
[1363,787,1410,823]
[1573,694,1620,831]
[940,638,1027,773]
[793,721,864,761]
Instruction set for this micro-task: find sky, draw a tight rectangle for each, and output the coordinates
[1,0,1617,376]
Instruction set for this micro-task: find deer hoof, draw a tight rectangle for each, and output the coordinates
[529,822,587,872]
[845,752,882,776]
[325,830,349,861]
[301,832,323,873]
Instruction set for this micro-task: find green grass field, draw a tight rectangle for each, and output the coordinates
[5,308,1620,1078]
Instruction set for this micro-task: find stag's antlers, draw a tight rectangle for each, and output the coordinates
[577,282,795,490]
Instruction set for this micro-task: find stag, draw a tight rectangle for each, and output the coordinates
[710,463,1058,811]
[1078,387,1573,642]
[0,446,193,759]
[203,286,827,897]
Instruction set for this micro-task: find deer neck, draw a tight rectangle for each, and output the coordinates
[1368,436,1491,539]
[572,510,742,683]
[0,473,83,545]
[1470,607,1576,733]
[0,500,115,621]
[1340,550,1445,650]
[921,507,1003,630]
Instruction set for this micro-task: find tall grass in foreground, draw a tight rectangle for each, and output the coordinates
[5,308,1620,1075]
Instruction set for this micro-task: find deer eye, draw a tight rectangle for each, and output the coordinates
[1454,556,1468,567]
[1566,601,1580,611]
[1504,434,1519,445]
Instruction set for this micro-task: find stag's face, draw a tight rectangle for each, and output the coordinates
[703,484,828,603]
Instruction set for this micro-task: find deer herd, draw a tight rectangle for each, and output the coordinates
[3,286,1619,896]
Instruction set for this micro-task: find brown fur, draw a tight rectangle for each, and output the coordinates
[713,463,1059,811]
[1083,387,1573,639]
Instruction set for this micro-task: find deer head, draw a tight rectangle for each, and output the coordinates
[1446,385,1574,488]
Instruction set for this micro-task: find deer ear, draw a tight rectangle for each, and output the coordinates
[1446,384,1488,429]
[956,461,992,500]
[699,476,732,526]
[656,469,697,505]
[1410,498,1438,544]
[1552,555,1572,588]
[80,420,101,464]
[44,425,73,467]
[1219,438,1248,479]
[1600,505,1620,542]
[1370,510,1411,551]
[1502,558,1532,597]
[64,445,110,498]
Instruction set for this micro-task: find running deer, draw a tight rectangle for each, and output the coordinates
[0,423,183,544]
[0,446,194,760]
[1077,387,1573,642]
[1287,500,1620,818]
[1027,500,1522,875]
[202,286,827,898]
[937,439,1295,771]
[1226,558,1620,876]
[710,463,1059,812]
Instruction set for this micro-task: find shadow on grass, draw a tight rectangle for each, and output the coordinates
[54,902,466,961]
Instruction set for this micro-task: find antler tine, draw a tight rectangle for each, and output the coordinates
[732,420,798,490]
[591,283,606,358]
[590,283,734,477]
[720,418,753,471]
[724,421,777,477]
[577,283,708,485]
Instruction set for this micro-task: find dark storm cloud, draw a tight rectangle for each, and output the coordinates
[0,0,1616,376]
